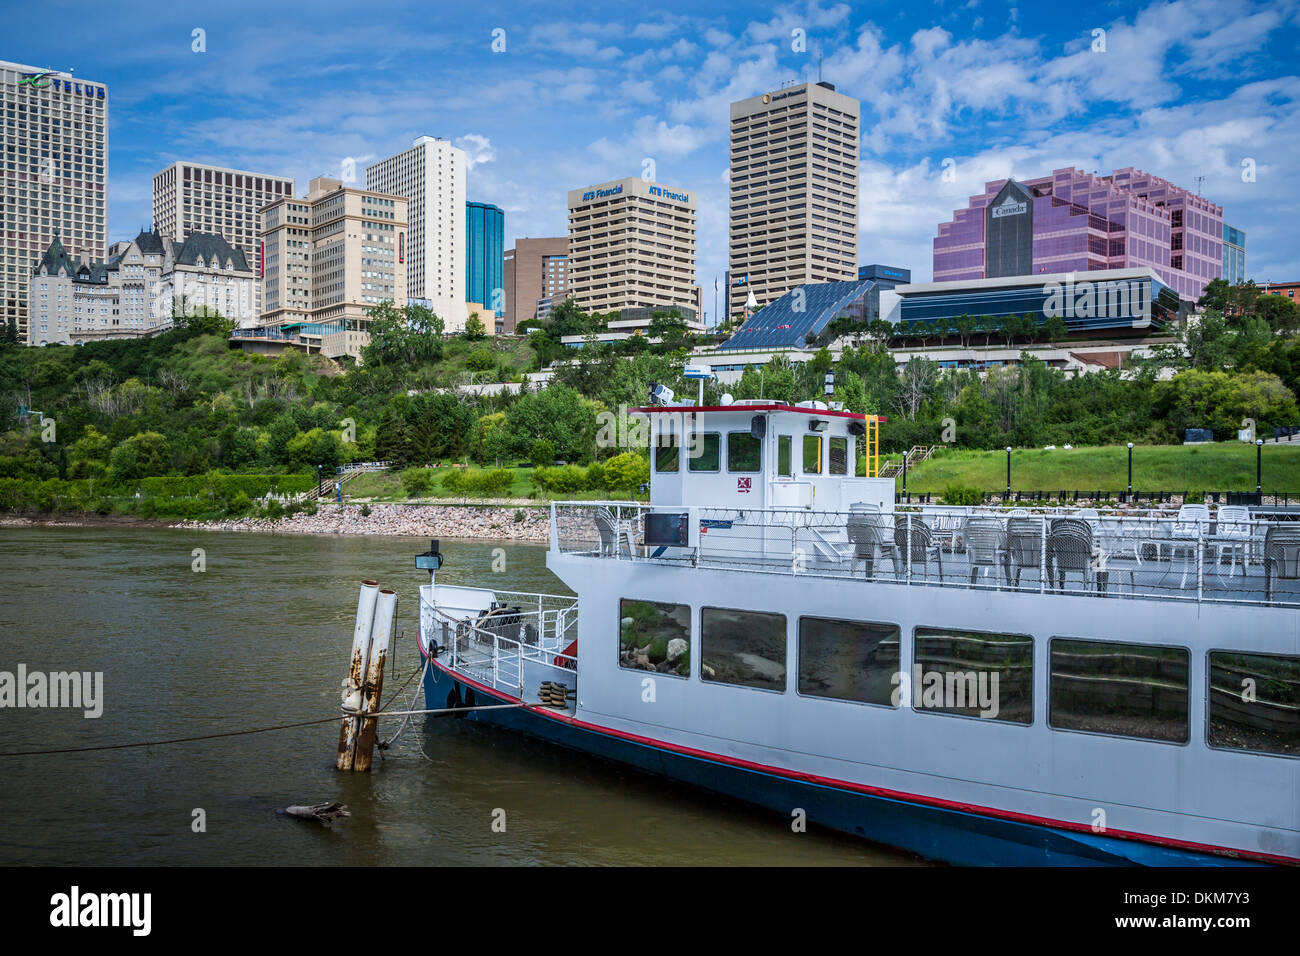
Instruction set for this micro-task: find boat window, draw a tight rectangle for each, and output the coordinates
[701,607,786,692]
[913,628,1033,724]
[829,437,848,475]
[687,433,720,472]
[1049,638,1188,743]
[777,435,793,476]
[1207,651,1300,757]
[727,431,761,473]
[798,617,899,706]
[802,435,822,474]
[619,599,690,678]
[654,438,679,473]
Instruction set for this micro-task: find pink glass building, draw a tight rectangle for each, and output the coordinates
[933,167,1223,303]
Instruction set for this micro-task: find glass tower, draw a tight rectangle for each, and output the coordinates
[466,201,504,317]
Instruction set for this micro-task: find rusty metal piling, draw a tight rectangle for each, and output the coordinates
[353,588,397,772]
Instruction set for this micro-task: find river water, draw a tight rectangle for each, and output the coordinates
[0,527,921,865]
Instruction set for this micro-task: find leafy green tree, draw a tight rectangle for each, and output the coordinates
[464,312,487,340]
[108,431,171,482]
[362,302,445,367]
[952,314,977,349]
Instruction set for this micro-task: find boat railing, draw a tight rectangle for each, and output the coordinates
[549,501,1300,608]
[420,584,578,694]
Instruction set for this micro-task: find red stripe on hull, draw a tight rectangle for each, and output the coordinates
[428,655,1296,866]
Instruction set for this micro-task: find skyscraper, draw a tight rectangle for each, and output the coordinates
[365,136,467,331]
[503,237,568,334]
[728,82,860,323]
[933,167,1226,302]
[258,177,407,360]
[152,161,294,322]
[465,201,504,320]
[1223,225,1246,287]
[567,177,696,317]
[1,60,108,342]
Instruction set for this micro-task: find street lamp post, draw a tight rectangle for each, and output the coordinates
[1005,446,1012,501]
[1256,439,1264,496]
[902,450,909,502]
[1127,442,1134,497]
[316,464,322,499]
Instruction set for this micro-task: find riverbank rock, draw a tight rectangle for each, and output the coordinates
[171,503,552,542]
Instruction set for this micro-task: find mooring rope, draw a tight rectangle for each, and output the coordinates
[0,701,530,758]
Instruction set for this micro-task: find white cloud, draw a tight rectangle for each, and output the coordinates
[455,135,495,169]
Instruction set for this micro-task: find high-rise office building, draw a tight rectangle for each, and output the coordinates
[933,166,1225,302]
[258,177,407,360]
[503,237,567,334]
[466,201,504,321]
[365,136,467,331]
[1222,225,1246,287]
[728,82,860,323]
[1,61,109,342]
[152,161,294,322]
[567,177,696,316]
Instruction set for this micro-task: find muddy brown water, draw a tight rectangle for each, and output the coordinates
[0,527,923,865]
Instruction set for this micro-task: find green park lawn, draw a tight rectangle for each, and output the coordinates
[891,441,1300,494]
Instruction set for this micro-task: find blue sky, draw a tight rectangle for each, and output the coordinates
[8,0,1300,319]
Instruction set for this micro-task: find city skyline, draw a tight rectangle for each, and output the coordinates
[4,0,1299,326]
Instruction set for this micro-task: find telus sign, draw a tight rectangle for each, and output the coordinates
[1043,276,1152,328]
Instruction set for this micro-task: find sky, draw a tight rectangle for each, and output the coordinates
[7,0,1300,322]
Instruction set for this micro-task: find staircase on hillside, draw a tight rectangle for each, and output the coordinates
[304,460,392,500]
[878,445,935,479]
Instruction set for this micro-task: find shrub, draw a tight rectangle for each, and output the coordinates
[402,467,434,498]
[941,482,983,506]
[530,439,555,468]
[228,491,252,515]
[442,467,514,498]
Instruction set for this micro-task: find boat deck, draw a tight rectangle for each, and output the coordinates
[551,502,1300,607]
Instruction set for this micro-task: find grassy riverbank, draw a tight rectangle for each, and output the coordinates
[891,441,1300,494]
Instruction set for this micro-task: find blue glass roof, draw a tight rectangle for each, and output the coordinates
[720,279,876,350]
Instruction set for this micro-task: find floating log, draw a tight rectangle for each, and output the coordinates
[337,580,379,771]
[353,588,397,772]
[278,802,351,823]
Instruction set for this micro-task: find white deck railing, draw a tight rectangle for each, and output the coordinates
[550,501,1300,608]
[420,584,578,693]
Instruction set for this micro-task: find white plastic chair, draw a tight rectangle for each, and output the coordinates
[1169,504,1210,588]
[1213,505,1252,576]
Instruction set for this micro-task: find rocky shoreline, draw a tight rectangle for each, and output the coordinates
[170,502,552,541]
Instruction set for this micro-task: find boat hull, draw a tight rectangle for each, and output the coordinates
[423,659,1264,867]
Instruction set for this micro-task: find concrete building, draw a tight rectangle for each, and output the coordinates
[503,236,567,333]
[28,230,253,345]
[152,161,294,321]
[567,176,696,316]
[2,61,109,343]
[248,176,407,360]
[728,82,860,323]
[933,167,1225,303]
[466,200,504,322]
[365,136,466,331]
